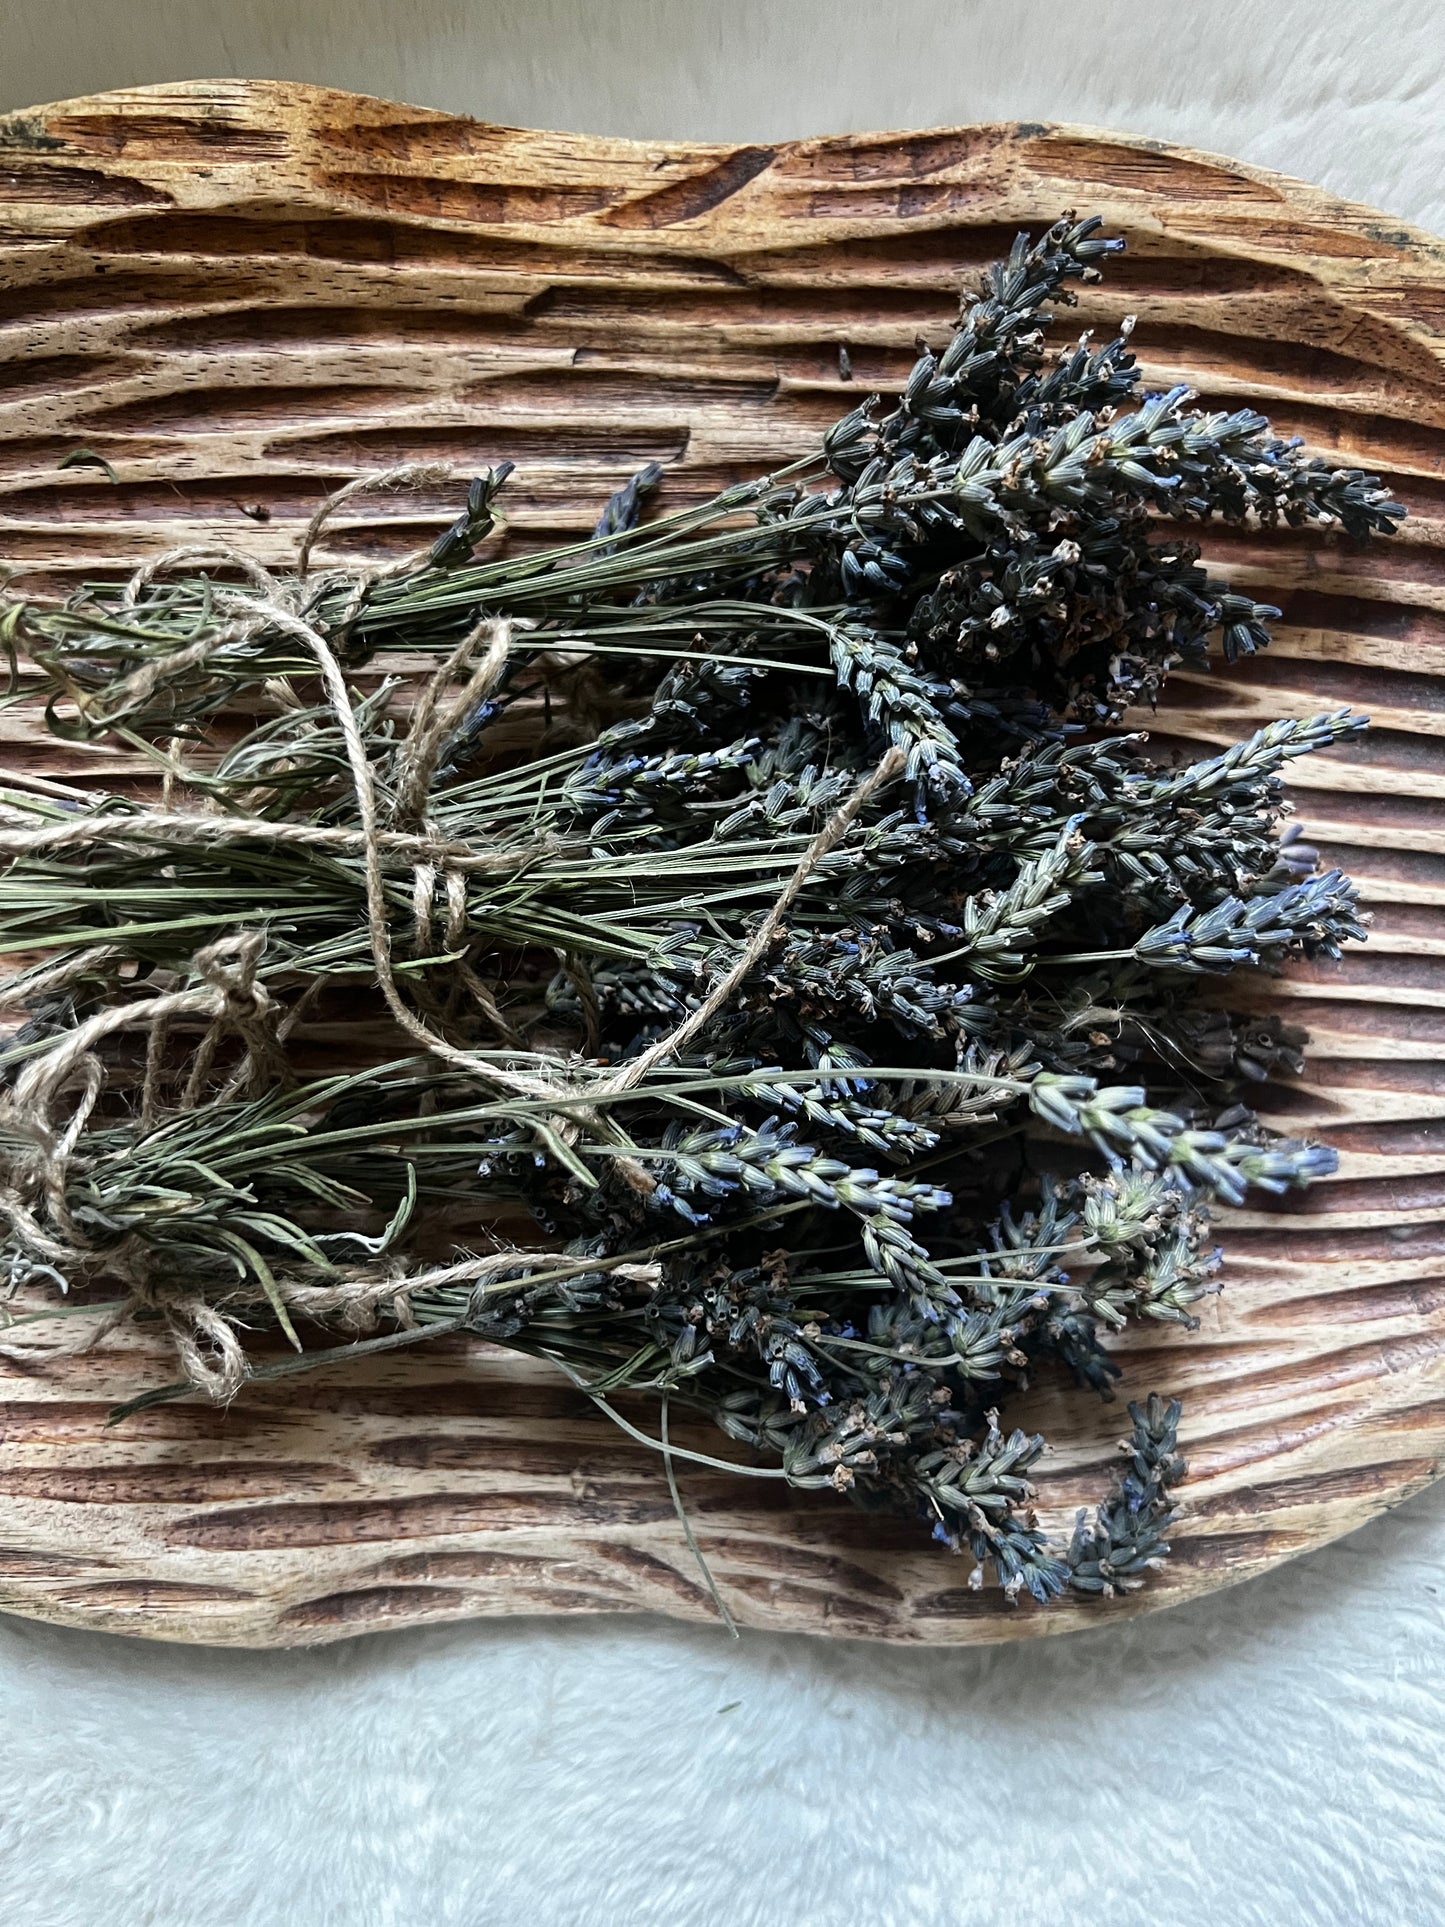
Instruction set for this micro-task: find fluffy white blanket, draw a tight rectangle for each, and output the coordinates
[0,1483,1441,1926]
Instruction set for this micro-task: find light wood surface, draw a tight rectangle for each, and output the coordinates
[0,79,1443,1646]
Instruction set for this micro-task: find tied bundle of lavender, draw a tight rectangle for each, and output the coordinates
[0,218,1402,1608]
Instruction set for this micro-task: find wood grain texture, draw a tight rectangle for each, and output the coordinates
[1,78,1443,1646]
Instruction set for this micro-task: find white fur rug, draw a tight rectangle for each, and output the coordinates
[0,1485,1442,1927]
[2,5,1444,1923]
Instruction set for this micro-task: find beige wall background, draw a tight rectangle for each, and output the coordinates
[2,5,1445,1925]
[5,0,1445,231]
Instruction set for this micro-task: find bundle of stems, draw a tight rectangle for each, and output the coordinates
[0,217,1401,1607]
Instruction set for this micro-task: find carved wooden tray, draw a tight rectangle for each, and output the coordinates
[1,79,1443,1646]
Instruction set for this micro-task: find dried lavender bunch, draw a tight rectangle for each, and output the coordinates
[0,1053,1233,1603]
[4,218,1400,764]
[0,217,1401,1607]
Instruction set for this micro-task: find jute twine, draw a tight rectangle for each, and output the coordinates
[0,471,905,1397]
